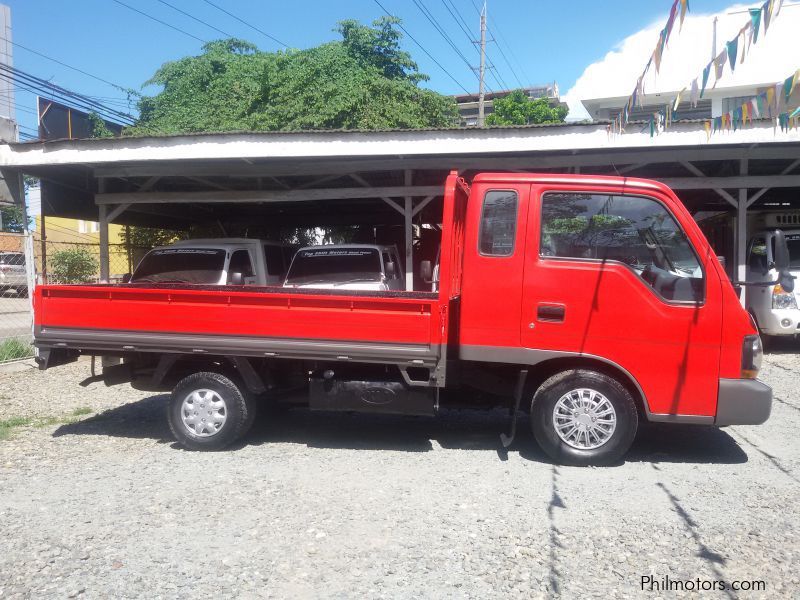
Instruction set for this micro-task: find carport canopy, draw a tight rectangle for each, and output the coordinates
[1,120,799,293]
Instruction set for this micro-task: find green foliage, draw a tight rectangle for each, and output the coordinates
[120,226,185,250]
[485,90,568,126]
[49,247,99,284]
[0,205,27,232]
[127,19,457,135]
[0,338,32,363]
[87,112,116,139]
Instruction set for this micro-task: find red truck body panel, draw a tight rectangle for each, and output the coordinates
[33,172,756,420]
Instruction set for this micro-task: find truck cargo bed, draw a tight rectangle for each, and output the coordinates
[34,284,444,368]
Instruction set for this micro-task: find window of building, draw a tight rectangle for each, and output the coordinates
[479,190,518,256]
[541,192,704,302]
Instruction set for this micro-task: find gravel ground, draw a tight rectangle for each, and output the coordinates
[0,347,799,599]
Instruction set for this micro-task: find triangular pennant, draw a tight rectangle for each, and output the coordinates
[653,42,663,74]
[750,8,762,43]
[679,0,689,29]
[704,120,711,140]
[690,77,700,107]
[763,0,772,33]
[790,107,800,119]
[783,74,794,102]
[742,102,749,125]
[673,88,685,112]
[751,97,760,119]
[726,38,738,71]
[740,27,748,64]
[713,50,727,85]
[701,63,711,98]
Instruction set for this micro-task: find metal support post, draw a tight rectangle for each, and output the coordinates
[404,170,413,292]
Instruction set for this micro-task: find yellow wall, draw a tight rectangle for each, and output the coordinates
[36,216,125,244]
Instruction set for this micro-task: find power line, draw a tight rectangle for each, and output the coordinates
[154,0,234,40]
[0,66,135,124]
[441,0,475,46]
[372,0,471,95]
[111,0,208,44]
[0,65,135,125]
[0,36,139,98]
[200,0,288,48]
[411,0,480,86]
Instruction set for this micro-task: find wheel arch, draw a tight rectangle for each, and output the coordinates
[523,356,648,418]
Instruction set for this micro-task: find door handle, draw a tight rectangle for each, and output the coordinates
[537,304,565,322]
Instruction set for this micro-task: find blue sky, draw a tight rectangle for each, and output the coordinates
[5,0,738,135]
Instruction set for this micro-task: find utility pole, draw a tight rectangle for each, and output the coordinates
[711,16,717,61]
[477,2,487,126]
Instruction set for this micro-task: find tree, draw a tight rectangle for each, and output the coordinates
[485,90,568,126]
[0,205,27,233]
[127,19,457,135]
[120,226,185,250]
[49,247,99,284]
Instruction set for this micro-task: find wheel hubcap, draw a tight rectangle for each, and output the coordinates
[180,389,227,437]
[552,388,617,450]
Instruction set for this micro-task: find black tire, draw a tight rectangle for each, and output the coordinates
[168,371,255,450]
[531,369,638,467]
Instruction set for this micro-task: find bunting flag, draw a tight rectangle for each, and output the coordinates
[763,0,772,32]
[616,0,685,131]
[679,0,689,29]
[713,50,727,85]
[690,78,699,108]
[726,38,738,71]
[673,88,684,111]
[700,63,711,97]
[750,8,762,42]
[702,70,800,139]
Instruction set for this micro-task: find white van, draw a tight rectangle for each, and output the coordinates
[283,244,404,291]
[746,225,800,338]
[130,239,295,286]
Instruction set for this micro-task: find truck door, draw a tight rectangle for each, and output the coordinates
[458,181,529,349]
[521,185,723,417]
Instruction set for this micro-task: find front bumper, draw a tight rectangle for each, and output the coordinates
[715,378,772,425]
[757,308,800,336]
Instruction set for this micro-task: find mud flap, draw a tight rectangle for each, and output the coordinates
[500,369,528,448]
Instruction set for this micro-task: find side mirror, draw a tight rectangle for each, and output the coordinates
[228,271,244,286]
[773,230,795,293]
[385,261,396,278]
[121,273,132,283]
[420,260,433,283]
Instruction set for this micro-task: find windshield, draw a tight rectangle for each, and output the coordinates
[131,248,226,284]
[0,253,24,266]
[285,248,381,285]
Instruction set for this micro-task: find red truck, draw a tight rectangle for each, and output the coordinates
[33,172,779,465]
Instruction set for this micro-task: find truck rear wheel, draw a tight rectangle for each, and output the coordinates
[531,369,638,466]
[168,372,255,451]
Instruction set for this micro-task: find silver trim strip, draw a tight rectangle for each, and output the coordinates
[35,326,440,368]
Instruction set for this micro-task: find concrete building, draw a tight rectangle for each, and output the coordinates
[455,84,566,126]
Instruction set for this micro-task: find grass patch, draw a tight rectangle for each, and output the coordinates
[0,416,34,440]
[0,408,94,441]
[0,338,33,362]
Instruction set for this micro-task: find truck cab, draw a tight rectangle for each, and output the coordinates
[130,238,294,286]
[746,226,800,338]
[283,244,404,291]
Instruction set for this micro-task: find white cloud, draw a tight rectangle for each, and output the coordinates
[564,2,798,121]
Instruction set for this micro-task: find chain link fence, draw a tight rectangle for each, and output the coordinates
[0,232,33,362]
[0,232,149,362]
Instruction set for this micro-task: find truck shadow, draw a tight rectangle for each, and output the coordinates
[52,395,747,465]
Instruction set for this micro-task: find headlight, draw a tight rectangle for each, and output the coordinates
[741,334,763,379]
[772,284,798,309]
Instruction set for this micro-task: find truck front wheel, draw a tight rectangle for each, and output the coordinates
[168,372,255,451]
[531,369,638,466]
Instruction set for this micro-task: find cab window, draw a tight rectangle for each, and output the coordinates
[228,250,254,281]
[479,190,518,256]
[541,192,704,303]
